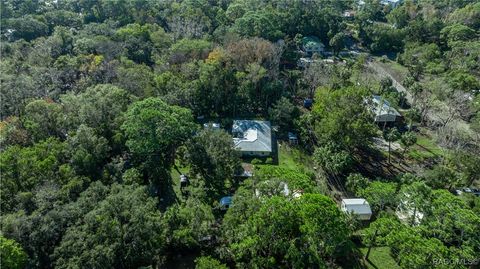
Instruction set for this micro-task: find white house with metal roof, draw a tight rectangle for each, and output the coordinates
[232,120,272,157]
[341,198,373,220]
[370,95,402,123]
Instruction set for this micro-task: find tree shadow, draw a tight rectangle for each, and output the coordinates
[365,258,379,269]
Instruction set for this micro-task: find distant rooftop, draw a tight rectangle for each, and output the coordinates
[302,36,325,51]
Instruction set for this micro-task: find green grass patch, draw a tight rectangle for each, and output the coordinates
[277,142,314,173]
[407,133,444,162]
[360,247,401,269]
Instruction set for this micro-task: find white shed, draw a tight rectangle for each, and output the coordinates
[341,198,372,220]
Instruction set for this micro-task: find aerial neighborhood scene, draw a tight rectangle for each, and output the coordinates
[1,0,479,268]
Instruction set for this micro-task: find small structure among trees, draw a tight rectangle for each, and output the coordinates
[370,95,402,123]
[301,36,325,57]
[288,132,298,145]
[341,198,373,220]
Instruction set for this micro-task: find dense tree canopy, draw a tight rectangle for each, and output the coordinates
[1,0,478,268]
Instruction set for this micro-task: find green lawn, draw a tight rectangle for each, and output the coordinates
[360,247,401,269]
[407,133,444,162]
[277,142,314,173]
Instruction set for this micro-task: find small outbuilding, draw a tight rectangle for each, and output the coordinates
[288,132,298,145]
[303,98,313,109]
[179,174,189,188]
[219,196,233,210]
[341,198,372,220]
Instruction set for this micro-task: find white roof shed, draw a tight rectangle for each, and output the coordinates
[341,198,373,220]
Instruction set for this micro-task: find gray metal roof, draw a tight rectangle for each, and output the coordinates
[232,120,272,152]
[342,198,372,215]
[371,95,401,117]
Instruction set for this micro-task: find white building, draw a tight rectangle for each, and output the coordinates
[341,198,373,220]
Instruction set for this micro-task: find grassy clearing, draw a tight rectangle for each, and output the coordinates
[407,133,444,162]
[360,247,401,269]
[374,57,408,83]
[276,142,314,173]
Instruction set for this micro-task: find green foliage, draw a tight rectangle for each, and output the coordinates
[346,173,370,195]
[361,23,405,52]
[234,10,284,40]
[23,99,63,142]
[397,181,432,225]
[1,181,109,268]
[5,15,49,41]
[359,181,398,212]
[448,2,480,29]
[256,166,316,193]
[0,116,29,147]
[163,197,215,250]
[169,39,212,63]
[0,138,66,212]
[268,97,299,133]
[60,84,133,140]
[121,97,196,177]
[184,129,241,196]
[329,32,346,55]
[66,125,110,178]
[195,256,228,269]
[53,184,164,269]
[222,194,351,268]
[313,142,352,176]
[399,42,445,74]
[422,190,480,252]
[312,87,376,151]
[423,165,460,190]
[384,128,401,163]
[116,64,155,97]
[400,132,417,155]
[0,235,28,269]
[450,150,480,185]
[445,70,480,93]
[441,23,476,47]
[1,2,479,268]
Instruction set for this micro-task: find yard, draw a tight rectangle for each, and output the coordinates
[407,130,445,163]
[275,141,314,172]
[360,247,401,269]
[374,57,409,83]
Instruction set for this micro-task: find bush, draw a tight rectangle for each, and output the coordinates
[251,158,263,165]
[265,157,274,164]
[195,256,227,269]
